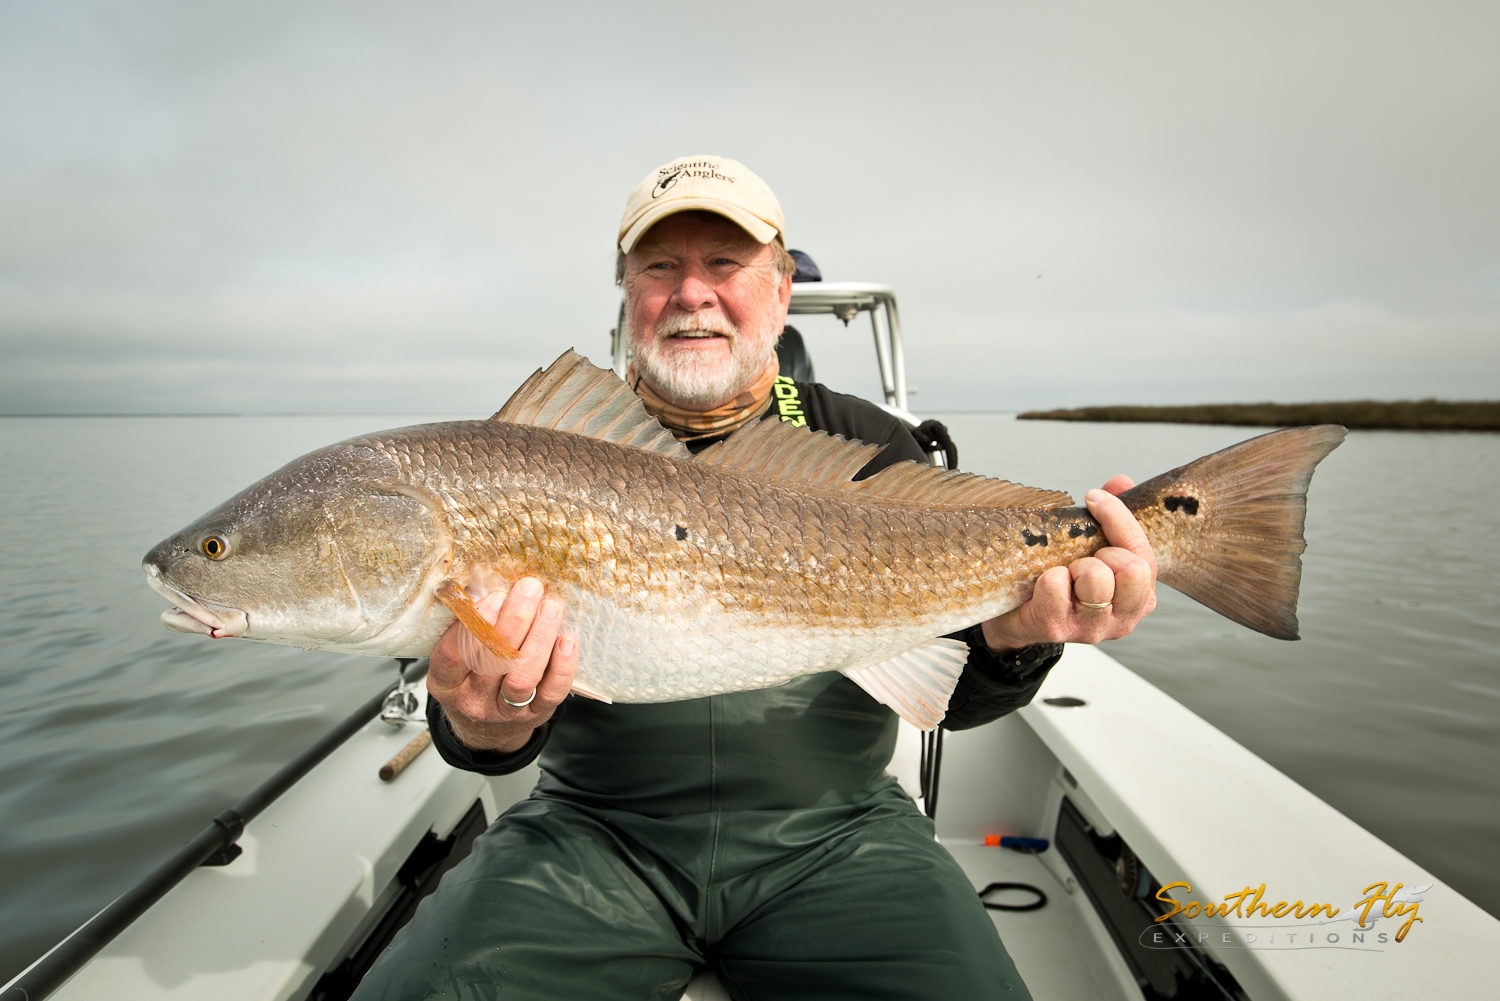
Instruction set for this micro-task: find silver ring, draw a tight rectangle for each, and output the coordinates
[1077,599,1113,610]
[502,688,537,708]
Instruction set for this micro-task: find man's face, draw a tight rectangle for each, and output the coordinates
[623,212,791,410]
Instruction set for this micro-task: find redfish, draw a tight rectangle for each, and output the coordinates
[144,352,1344,729]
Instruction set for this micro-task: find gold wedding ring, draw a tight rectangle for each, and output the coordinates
[1077,599,1113,610]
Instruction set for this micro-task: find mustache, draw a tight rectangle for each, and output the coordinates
[655,313,739,338]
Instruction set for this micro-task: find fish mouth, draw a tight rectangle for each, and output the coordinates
[143,563,249,639]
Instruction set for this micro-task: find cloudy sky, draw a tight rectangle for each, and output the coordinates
[1,1,1495,414]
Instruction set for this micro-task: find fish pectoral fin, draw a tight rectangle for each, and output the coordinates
[842,638,969,731]
[435,579,522,660]
[568,679,614,704]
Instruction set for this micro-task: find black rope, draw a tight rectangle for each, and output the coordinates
[978,882,1048,912]
[918,727,945,819]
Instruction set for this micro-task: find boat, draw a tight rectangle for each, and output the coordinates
[8,281,1498,1001]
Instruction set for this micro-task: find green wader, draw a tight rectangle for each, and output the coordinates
[353,673,1030,1000]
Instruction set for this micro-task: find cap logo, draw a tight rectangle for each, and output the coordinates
[651,169,684,199]
[651,160,737,199]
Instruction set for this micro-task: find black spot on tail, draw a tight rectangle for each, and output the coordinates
[1022,529,1048,547]
[674,525,688,541]
[1164,496,1200,516]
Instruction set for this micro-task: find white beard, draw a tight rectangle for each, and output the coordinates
[629,310,780,408]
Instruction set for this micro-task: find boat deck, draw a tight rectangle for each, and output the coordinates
[952,844,1142,1000]
[681,840,1141,1001]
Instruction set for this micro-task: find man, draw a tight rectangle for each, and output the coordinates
[353,156,1157,1000]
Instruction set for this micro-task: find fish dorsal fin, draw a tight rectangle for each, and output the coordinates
[493,352,1072,507]
[692,416,887,488]
[696,413,1072,508]
[490,350,691,459]
[852,462,1073,508]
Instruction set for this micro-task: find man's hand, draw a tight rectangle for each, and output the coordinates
[426,577,578,754]
[980,476,1158,654]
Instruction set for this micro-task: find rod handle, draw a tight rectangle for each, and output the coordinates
[379,729,432,782]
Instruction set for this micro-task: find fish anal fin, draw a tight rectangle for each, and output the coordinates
[436,579,522,660]
[489,350,690,459]
[842,637,969,731]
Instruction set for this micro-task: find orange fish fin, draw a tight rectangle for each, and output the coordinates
[435,580,522,660]
[842,637,969,731]
[852,463,1072,509]
[693,416,886,487]
[569,679,614,703]
[490,350,690,459]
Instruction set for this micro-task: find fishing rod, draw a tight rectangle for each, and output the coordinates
[3,659,428,1001]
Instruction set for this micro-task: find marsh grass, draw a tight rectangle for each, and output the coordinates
[1016,400,1500,430]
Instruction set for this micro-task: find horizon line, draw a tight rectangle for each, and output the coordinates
[2,411,1023,418]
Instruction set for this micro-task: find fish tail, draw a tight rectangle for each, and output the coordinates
[1120,425,1347,640]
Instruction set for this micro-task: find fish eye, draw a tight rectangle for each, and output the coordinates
[201,535,231,560]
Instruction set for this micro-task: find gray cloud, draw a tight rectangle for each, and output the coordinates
[2,0,1496,413]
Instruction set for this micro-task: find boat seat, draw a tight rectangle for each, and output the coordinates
[777,325,816,382]
[681,968,732,1000]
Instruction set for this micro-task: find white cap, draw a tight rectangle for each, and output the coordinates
[618,155,785,253]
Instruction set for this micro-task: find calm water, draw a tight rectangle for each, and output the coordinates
[1,415,1497,980]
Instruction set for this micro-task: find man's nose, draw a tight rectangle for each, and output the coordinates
[670,261,717,311]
